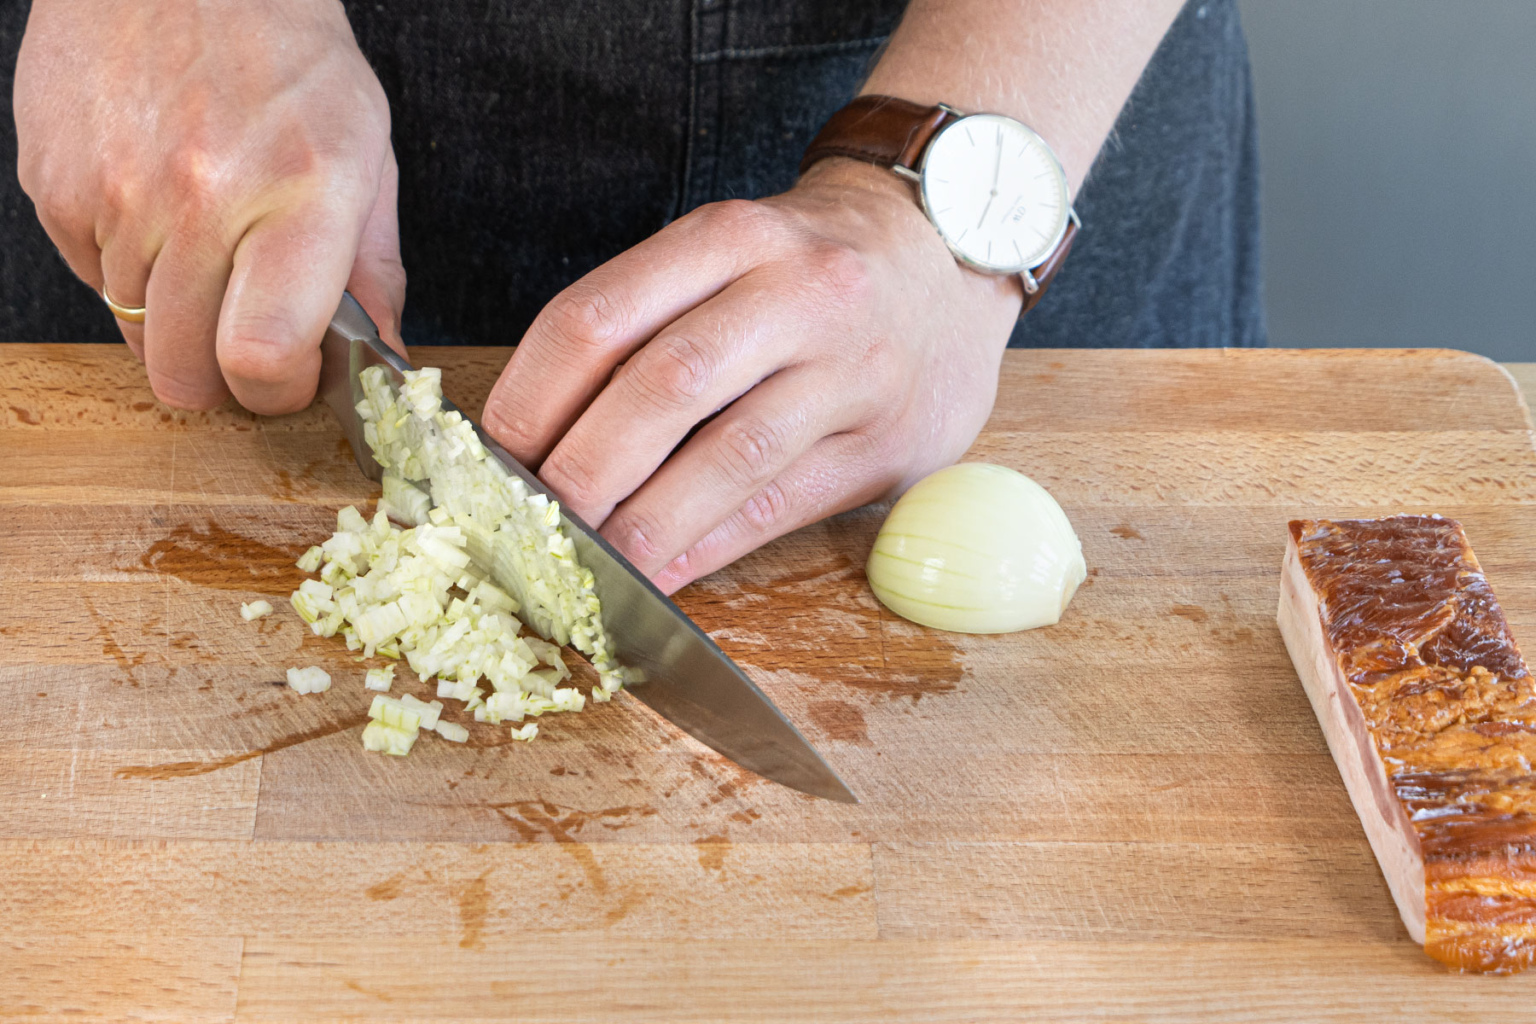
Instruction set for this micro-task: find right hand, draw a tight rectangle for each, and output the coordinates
[14,0,405,414]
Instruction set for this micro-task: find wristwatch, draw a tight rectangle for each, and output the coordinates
[800,95,1079,315]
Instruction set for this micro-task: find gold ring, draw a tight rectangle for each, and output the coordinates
[101,287,147,324]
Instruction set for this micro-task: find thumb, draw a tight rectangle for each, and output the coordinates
[217,200,361,416]
[346,146,407,359]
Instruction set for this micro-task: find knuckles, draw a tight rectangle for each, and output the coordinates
[626,333,715,410]
[800,239,872,310]
[31,185,87,240]
[605,509,668,570]
[538,449,609,521]
[535,282,633,361]
[713,416,788,489]
[97,162,149,226]
[164,142,245,220]
[739,480,792,534]
[690,198,780,250]
[480,400,539,457]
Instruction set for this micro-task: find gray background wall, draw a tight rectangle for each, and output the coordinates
[1237,0,1534,361]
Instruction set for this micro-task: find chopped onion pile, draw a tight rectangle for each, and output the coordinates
[361,365,623,692]
[285,363,633,756]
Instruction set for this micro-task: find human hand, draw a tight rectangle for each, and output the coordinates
[482,158,1023,594]
[14,0,404,413]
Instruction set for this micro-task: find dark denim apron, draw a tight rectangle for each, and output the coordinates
[0,0,1263,349]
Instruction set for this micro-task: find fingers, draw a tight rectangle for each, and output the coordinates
[537,269,822,525]
[650,432,895,595]
[137,218,231,410]
[482,200,782,465]
[599,363,866,576]
[346,148,407,359]
[29,185,103,292]
[56,155,388,412]
[96,150,396,408]
[28,191,153,358]
[217,201,367,415]
[101,256,149,362]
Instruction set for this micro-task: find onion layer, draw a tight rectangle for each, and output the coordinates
[866,462,1086,634]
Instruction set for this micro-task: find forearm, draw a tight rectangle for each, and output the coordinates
[862,0,1187,196]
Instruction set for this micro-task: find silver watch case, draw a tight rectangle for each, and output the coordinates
[893,106,1078,292]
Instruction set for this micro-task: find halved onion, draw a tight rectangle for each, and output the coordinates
[866,462,1085,634]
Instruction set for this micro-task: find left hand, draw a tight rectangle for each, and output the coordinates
[482,158,1023,594]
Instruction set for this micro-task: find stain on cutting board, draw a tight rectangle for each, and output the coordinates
[137,520,311,591]
[678,514,967,707]
[114,711,370,779]
[807,699,870,744]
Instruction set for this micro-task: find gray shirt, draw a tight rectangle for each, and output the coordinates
[0,0,1262,349]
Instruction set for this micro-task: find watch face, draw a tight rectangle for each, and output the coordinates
[919,113,1071,274]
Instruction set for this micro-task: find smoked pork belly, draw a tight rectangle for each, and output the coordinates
[1278,515,1536,973]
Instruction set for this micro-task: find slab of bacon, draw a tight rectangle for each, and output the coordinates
[1279,515,1536,973]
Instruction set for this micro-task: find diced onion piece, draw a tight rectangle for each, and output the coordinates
[509,723,538,742]
[296,546,324,573]
[364,665,395,692]
[434,721,469,743]
[362,720,418,756]
[240,600,273,622]
[866,462,1086,634]
[399,693,443,731]
[286,666,332,694]
[380,474,432,526]
[552,687,585,713]
[368,695,422,732]
[337,505,369,534]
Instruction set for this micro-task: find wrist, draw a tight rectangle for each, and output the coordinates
[794,156,1025,325]
[796,154,915,205]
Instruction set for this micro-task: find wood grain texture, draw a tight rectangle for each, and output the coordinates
[0,749,259,840]
[230,938,1536,1023]
[871,840,1406,942]
[1507,363,1535,420]
[0,840,875,941]
[0,937,241,1021]
[1,344,1533,1020]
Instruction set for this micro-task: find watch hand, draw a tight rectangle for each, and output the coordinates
[977,134,1004,229]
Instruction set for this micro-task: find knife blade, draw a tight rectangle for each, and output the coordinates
[318,293,857,803]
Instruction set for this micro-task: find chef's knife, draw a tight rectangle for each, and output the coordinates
[319,293,857,803]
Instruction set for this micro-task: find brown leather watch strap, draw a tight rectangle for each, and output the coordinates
[798,95,958,176]
[1019,216,1078,315]
[802,93,1078,319]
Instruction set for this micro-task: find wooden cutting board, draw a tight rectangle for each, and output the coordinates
[1,345,1533,1022]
